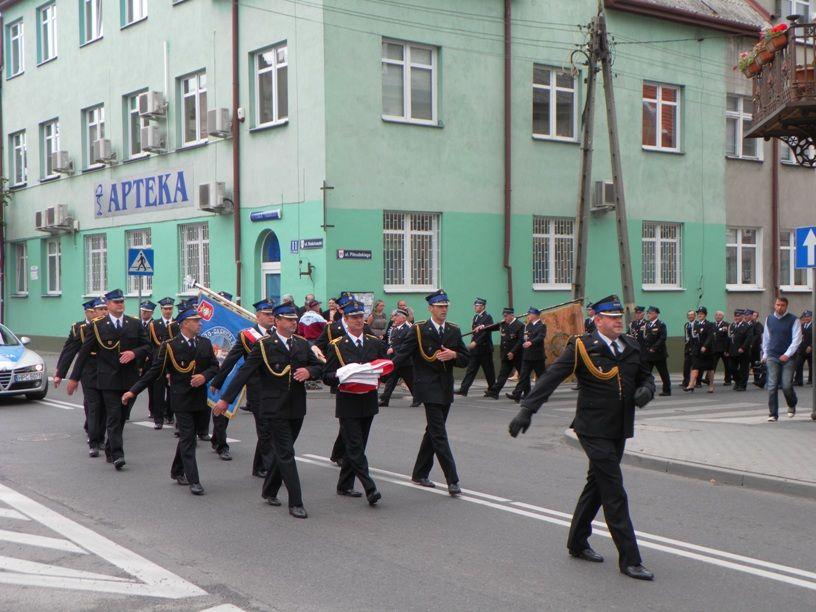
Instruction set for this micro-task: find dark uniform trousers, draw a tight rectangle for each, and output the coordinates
[338,415,377,494]
[795,353,813,385]
[85,386,106,451]
[712,352,732,384]
[101,391,133,461]
[647,361,671,394]
[413,403,459,484]
[490,356,521,395]
[731,354,751,388]
[458,353,495,394]
[172,410,211,484]
[512,360,545,399]
[250,401,273,475]
[211,414,229,453]
[379,365,414,404]
[149,377,170,424]
[261,416,304,507]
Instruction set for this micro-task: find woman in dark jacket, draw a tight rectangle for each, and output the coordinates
[685,306,716,393]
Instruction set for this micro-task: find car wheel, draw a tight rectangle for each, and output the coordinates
[25,380,48,401]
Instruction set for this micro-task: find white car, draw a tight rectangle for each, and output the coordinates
[0,324,48,400]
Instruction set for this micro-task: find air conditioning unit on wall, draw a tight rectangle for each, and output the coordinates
[591,181,616,214]
[138,91,167,118]
[141,125,166,153]
[198,182,232,213]
[92,139,116,164]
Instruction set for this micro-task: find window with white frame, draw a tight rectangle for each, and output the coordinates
[84,105,105,168]
[780,230,812,290]
[533,216,574,288]
[81,0,103,44]
[726,227,762,289]
[123,0,147,26]
[642,222,682,288]
[781,1,812,21]
[127,93,149,158]
[726,95,761,160]
[383,212,439,290]
[9,131,27,186]
[38,2,57,63]
[179,223,209,293]
[7,20,24,78]
[532,65,578,141]
[181,72,207,145]
[41,119,60,179]
[84,234,107,295]
[46,238,61,295]
[255,44,288,126]
[780,140,816,165]
[13,243,28,295]
[642,82,680,152]
[381,39,437,124]
[126,229,152,295]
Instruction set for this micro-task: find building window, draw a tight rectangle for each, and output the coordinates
[381,39,438,125]
[726,227,762,289]
[781,1,812,22]
[780,141,816,165]
[780,230,811,290]
[179,223,209,293]
[46,238,61,295]
[383,211,439,291]
[726,95,761,160]
[7,20,24,78]
[126,92,149,158]
[13,243,28,296]
[532,65,577,141]
[181,71,207,145]
[9,131,27,186]
[123,0,147,26]
[126,229,152,295]
[254,44,288,127]
[37,2,57,64]
[642,222,682,288]
[533,216,574,288]
[41,119,60,179]
[642,82,680,152]
[84,234,107,295]
[84,105,105,168]
[81,0,103,44]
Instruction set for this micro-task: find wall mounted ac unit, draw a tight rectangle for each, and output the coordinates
[34,210,46,231]
[198,182,231,213]
[51,151,74,175]
[591,181,616,213]
[138,91,167,118]
[141,125,166,153]
[92,139,116,164]
[45,204,68,227]
[207,108,232,138]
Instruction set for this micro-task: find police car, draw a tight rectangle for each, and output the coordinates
[0,324,48,400]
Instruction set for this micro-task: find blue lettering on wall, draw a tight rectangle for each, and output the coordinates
[174,172,188,203]
[94,168,194,217]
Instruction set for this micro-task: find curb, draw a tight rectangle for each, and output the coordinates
[562,429,816,499]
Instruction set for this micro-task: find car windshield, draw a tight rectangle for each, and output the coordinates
[0,325,21,346]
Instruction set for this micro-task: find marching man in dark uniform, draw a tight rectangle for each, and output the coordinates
[642,306,670,396]
[137,301,158,424]
[584,303,596,334]
[391,289,469,496]
[209,299,277,476]
[322,301,387,506]
[729,309,752,391]
[509,295,656,581]
[485,307,524,399]
[146,297,178,428]
[67,289,151,470]
[214,302,323,518]
[681,310,696,389]
[455,298,495,397]
[378,307,415,407]
[795,310,812,388]
[123,307,220,495]
[506,307,547,403]
[627,306,646,349]
[712,310,732,386]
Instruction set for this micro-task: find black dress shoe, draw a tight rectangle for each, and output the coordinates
[105,456,113,464]
[658,391,671,397]
[337,489,363,498]
[253,469,269,478]
[190,483,205,495]
[410,401,422,407]
[621,565,654,581]
[113,458,126,471]
[569,548,604,563]
[218,450,232,461]
[483,392,499,399]
[265,496,282,506]
[154,422,163,430]
[176,474,189,486]
[88,447,99,458]
[378,399,389,407]
[289,506,308,519]
[367,490,382,506]
[412,478,436,488]
[505,393,520,403]
[453,389,466,396]
[447,482,462,497]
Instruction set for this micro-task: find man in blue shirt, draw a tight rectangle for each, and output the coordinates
[761,296,802,421]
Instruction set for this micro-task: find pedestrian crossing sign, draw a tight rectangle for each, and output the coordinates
[127,248,154,277]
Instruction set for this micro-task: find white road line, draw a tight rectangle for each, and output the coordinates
[0,556,130,582]
[130,421,240,443]
[0,508,30,520]
[39,398,83,409]
[0,529,85,554]
[33,400,75,411]
[199,605,247,612]
[296,454,816,592]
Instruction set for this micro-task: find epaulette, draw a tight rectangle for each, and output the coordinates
[124,314,137,321]
[330,336,344,345]
[365,334,379,341]
[293,334,306,340]
[416,320,427,325]
[447,322,459,328]
[92,315,106,322]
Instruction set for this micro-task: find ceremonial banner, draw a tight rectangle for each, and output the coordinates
[540,300,584,364]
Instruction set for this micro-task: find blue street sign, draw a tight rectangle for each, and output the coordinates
[290,240,299,254]
[127,248,154,277]
[795,226,816,269]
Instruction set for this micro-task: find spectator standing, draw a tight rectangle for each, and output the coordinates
[762,296,802,421]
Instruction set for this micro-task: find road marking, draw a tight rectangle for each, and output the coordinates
[298,453,816,592]
[0,508,29,520]
[130,421,240,443]
[40,398,83,409]
[199,605,248,612]
[0,482,206,599]
[33,400,75,411]
[0,529,85,553]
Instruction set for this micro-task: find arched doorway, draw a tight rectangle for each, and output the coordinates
[260,231,281,305]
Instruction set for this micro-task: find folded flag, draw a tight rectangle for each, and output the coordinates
[337,359,395,394]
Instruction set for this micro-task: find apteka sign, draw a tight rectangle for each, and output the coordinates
[94,167,194,218]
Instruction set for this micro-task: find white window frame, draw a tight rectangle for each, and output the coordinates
[381,39,438,126]
[180,71,207,145]
[726,95,762,161]
[642,82,680,153]
[726,227,763,291]
[84,234,107,296]
[254,43,288,127]
[123,0,147,26]
[127,92,149,158]
[38,2,57,64]
[532,216,575,289]
[82,0,103,44]
[126,229,153,295]
[179,223,210,295]
[9,131,27,187]
[383,211,440,292]
[13,242,28,296]
[780,141,816,166]
[8,20,24,78]
[780,230,813,292]
[642,221,683,290]
[84,105,105,169]
[782,1,812,21]
[46,237,61,295]
[41,119,60,179]
[532,65,578,142]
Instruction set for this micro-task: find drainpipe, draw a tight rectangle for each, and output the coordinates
[771,140,779,304]
[232,0,242,303]
[0,14,5,324]
[503,0,514,309]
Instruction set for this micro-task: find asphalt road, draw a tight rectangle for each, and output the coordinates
[1,383,815,611]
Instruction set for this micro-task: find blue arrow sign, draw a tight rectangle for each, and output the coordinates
[795,227,816,269]
[127,248,154,277]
